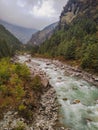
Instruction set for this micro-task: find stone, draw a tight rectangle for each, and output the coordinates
[41,78,49,87]
[86,118,92,122]
[61,127,65,129]
[58,77,62,80]
[63,98,68,101]
[46,62,51,65]
[72,99,80,104]
[94,78,98,82]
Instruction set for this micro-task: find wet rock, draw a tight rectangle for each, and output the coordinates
[45,67,49,69]
[61,66,65,70]
[63,98,68,101]
[26,59,31,63]
[46,62,51,65]
[55,69,57,71]
[58,77,62,80]
[94,78,98,82]
[72,86,78,90]
[72,99,80,104]
[86,118,92,122]
[75,73,81,77]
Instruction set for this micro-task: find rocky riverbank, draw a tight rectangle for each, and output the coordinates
[5,54,97,130]
[19,56,66,130]
[0,55,66,130]
[15,54,98,86]
[34,57,98,86]
[0,82,60,130]
[51,60,98,86]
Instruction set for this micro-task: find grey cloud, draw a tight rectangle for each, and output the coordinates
[0,0,68,29]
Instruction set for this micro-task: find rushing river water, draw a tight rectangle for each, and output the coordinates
[19,55,98,130]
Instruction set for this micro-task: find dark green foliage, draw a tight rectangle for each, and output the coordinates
[81,42,98,71]
[24,44,39,56]
[0,25,22,58]
[0,39,11,58]
[57,38,77,59]
[38,17,98,72]
[31,75,42,91]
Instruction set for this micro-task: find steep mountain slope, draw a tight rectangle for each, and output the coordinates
[59,0,98,29]
[28,22,58,46]
[0,24,22,58]
[0,19,38,44]
[38,0,98,72]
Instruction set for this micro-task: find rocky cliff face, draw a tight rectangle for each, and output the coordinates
[28,22,58,46]
[59,0,98,29]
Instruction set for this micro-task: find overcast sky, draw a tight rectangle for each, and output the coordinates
[0,0,68,29]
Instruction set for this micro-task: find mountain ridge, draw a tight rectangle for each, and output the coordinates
[28,22,58,46]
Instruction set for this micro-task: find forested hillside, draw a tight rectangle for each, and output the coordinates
[38,0,98,72]
[28,22,58,46]
[0,25,22,58]
[0,19,38,44]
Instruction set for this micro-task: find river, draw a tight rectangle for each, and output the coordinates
[18,55,98,130]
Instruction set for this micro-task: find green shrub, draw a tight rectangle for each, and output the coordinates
[18,104,26,112]
[13,121,25,130]
[31,75,42,91]
[15,63,30,79]
[0,58,31,110]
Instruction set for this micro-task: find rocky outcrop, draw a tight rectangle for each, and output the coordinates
[59,0,98,29]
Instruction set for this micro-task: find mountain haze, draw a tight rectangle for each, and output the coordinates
[0,19,38,44]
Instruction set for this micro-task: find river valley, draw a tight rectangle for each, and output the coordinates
[18,55,98,130]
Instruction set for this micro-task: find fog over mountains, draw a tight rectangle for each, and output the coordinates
[0,19,38,44]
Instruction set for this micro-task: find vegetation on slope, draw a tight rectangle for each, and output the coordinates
[0,58,42,121]
[0,25,22,58]
[37,0,98,73]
